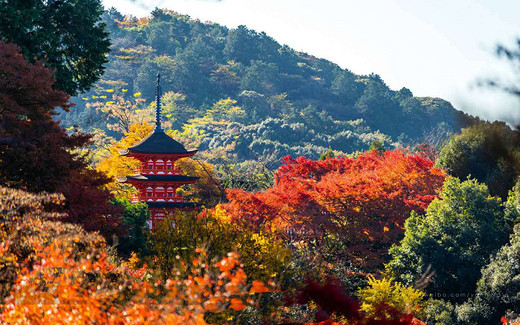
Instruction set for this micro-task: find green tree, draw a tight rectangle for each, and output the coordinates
[161,91,199,129]
[437,122,520,200]
[331,70,361,104]
[223,25,258,64]
[319,148,335,160]
[369,139,386,152]
[0,0,111,95]
[114,198,150,256]
[387,177,517,301]
[456,185,520,324]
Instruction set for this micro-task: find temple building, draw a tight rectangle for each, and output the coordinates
[118,74,199,229]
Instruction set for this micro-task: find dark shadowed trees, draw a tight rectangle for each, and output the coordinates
[0,0,110,95]
[0,41,123,237]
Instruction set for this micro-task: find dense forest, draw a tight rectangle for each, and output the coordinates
[59,8,476,163]
[4,1,520,324]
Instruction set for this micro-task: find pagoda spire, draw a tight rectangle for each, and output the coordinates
[155,72,163,131]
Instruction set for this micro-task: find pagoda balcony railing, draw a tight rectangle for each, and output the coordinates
[134,167,183,175]
[132,194,184,203]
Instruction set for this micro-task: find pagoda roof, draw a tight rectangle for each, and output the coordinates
[119,129,197,156]
[119,174,199,183]
[146,202,199,209]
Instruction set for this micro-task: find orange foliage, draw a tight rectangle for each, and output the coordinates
[0,186,270,324]
[222,150,446,266]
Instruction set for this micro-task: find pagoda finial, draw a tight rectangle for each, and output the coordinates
[155,72,163,131]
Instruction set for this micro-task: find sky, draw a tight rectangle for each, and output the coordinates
[102,0,520,124]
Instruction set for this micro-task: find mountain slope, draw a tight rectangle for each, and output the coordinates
[60,8,476,162]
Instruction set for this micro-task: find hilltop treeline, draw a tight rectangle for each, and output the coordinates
[60,8,475,161]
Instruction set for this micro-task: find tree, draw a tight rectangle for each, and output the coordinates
[0,0,110,95]
[357,276,425,319]
[331,70,362,104]
[436,122,520,200]
[204,98,245,122]
[148,209,290,282]
[96,122,154,198]
[319,148,335,160]
[456,185,520,324]
[222,149,446,267]
[0,41,124,237]
[0,186,272,324]
[114,198,150,256]
[161,91,198,129]
[223,25,259,64]
[90,94,151,134]
[175,158,224,207]
[387,177,518,301]
[0,41,81,191]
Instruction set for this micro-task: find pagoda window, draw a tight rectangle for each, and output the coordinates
[156,159,165,174]
[155,187,165,198]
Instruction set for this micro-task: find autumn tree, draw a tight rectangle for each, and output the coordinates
[204,97,246,122]
[0,41,79,191]
[222,149,446,267]
[0,41,123,237]
[90,94,152,134]
[0,186,272,324]
[0,0,110,95]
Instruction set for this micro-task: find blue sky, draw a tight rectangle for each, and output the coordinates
[102,0,520,124]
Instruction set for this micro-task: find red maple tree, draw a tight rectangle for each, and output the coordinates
[0,41,123,237]
[223,150,446,266]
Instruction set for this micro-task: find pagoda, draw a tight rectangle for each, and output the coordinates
[118,74,199,229]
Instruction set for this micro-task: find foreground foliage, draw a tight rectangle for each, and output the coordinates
[0,186,271,324]
[0,41,124,238]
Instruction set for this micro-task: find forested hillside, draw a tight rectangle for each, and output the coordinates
[60,8,475,162]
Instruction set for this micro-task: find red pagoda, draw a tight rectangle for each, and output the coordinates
[119,74,199,229]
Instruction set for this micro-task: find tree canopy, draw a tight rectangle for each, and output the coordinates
[437,121,520,199]
[387,177,518,301]
[0,0,110,95]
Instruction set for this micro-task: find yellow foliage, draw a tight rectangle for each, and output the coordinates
[211,205,232,223]
[96,123,153,199]
[357,275,425,318]
[204,98,245,122]
[175,158,223,207]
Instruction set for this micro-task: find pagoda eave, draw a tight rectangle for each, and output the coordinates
[119,150,197,158]
[147,202,199,209]
[118,176,199,185]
